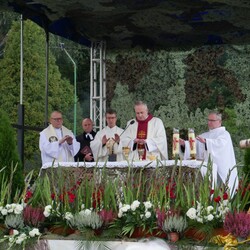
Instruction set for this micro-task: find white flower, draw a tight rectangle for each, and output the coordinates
[143,201,152,209]
[121,204,130,213]
[29,228,40,237]
[43,205,52,217]
[1,208,7,216]
[8,236,15,243]
[84,209,92,216]
[197,217,203,223]
[118,211,123,218]
[186,208,197,219]
[145,211,151,218]
[16,233,27,244]
[13,229,19,236]
[6,204,14,213]
[81,204,85,210]
[207,214,214,221]
[118,202,123,209]
[64,212,73,221]
[14,204,23,215]
[131,200,140,211]
[206,206,214,213]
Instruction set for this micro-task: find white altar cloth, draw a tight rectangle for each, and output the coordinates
[41,160,217,185]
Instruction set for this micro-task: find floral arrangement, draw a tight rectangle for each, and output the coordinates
[113,200,157,237]
[0,202,41,249]
[186,192,230,226]
[0,160,250,249]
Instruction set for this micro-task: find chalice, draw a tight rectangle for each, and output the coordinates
[122,146,130,160]
[138,147,144,161]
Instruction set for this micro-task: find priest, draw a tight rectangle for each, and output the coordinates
[90,109,124,162]
[180,111,238,195]
[39,111,80,165]
[121,101,168,161]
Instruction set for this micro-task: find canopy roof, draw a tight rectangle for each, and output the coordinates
[2,0,250,49]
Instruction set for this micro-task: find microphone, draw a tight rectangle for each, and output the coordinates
[119,119,135,137]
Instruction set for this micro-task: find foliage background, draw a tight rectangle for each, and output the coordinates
[0,12,250,173]
[108,46,250,162]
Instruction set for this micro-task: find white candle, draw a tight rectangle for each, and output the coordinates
[172,128,179,158]
[188,128,196,159]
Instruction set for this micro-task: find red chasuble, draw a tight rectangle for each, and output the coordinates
[136,114,153,160]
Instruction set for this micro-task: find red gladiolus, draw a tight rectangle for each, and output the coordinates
[214,196,221,203]
[223,192,228,200]
[166,180,176,199]
[67,191,76,203]
[51,193,55,200]
[92,187,104,209]
[24,190,33,203]
[210,189,214,195]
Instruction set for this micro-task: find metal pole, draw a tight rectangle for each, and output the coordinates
[61,45,77,135]
[18,14,24,165]
[45,31,49,127]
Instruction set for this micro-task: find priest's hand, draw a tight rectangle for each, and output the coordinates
[196,136,206,144]
[85,153,93,161]
[114,133,120,143]
[179,138,185,146]
[59,135,73,145]
[134,138,146,144]
[102,135,109,146]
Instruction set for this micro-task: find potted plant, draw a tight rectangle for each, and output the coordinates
[162,214,187,242]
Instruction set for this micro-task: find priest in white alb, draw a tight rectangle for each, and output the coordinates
[90,109,124,162]
[180,111,238,196]
[39,111,80,165]
[121,101,168,161]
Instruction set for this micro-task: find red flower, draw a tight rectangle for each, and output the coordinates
[210,189,214,195]
[166,180,176,199]
[92,187,104,209]
[67,191,76,203]
[59,193,65,202]
[223,192,228,200]
[214,196,221,203]
[51,193,55,200]
[24,190,33,203]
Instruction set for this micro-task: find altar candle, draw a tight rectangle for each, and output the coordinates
[172,128,179,158]
[188,128,196,159]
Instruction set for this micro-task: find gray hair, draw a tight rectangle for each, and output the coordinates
[209,111,222,121]
[134,100,148,110]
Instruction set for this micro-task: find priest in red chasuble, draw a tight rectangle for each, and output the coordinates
[121,101,168,161]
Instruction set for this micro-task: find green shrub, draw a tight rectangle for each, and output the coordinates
[0,110,24,199]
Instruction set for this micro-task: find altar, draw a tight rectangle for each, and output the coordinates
[40,160,217,189]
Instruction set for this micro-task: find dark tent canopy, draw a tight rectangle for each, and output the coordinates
[1,0,250,49]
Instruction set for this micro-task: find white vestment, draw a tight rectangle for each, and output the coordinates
[90,126,124,162]
[121,117,168,161]
[39,124,80,165]
[183,126,238,195]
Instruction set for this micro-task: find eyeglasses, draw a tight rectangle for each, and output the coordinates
[51,118,63,121]
[207,119,219,122]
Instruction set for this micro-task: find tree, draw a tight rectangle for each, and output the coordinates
[0,110,24,198]
[0,20,76,169]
